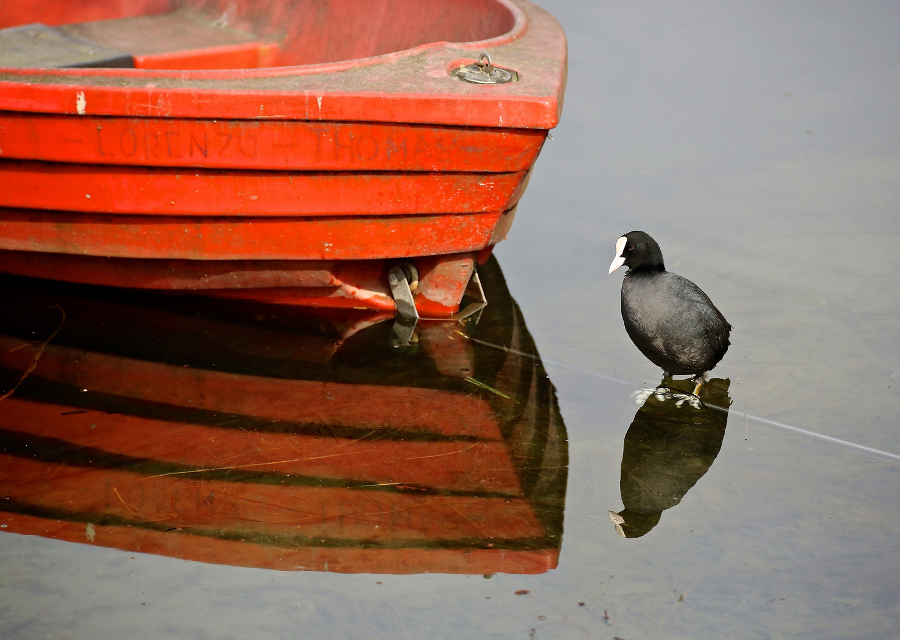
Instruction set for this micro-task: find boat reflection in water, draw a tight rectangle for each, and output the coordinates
[0,256,567,574]
[610,378,732,538]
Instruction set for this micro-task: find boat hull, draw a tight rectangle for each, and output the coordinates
[0,0,567,316]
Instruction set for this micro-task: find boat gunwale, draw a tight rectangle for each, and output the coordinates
[0,0,528,81]
[0,0,566,128]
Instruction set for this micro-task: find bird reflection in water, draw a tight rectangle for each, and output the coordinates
[610,377,731,538]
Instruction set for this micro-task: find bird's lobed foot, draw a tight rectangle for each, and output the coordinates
[631,386,702,409]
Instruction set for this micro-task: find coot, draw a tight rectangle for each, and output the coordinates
[609,231,731,383]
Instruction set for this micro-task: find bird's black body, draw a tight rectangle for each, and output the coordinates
[610,231,731,376]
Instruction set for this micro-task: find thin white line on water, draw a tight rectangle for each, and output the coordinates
[462,333,900,462]
[704,403,900,462]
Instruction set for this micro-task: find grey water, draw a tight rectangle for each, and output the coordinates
[3,1,900,639]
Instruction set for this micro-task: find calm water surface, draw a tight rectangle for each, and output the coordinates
[3,1,900,639]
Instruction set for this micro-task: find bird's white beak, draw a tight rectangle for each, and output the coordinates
[608,236,627,274]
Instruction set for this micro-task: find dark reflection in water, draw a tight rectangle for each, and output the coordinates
[0,256,567,575]
[611,378,731,538]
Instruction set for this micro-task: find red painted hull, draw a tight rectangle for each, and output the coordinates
[0,0,567,317]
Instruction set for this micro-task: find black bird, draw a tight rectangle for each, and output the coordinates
[609,231,731,393]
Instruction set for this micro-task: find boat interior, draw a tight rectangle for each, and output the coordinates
[0,0,517,70]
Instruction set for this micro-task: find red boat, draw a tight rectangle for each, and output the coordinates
[0,0,567,318]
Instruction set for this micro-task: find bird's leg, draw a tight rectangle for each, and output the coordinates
[667,375,705,409]
[655,371,674,393]
[690,373,708,397]
[651,373,706,408]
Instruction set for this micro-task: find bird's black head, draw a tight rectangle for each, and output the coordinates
[608,230,665,274]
